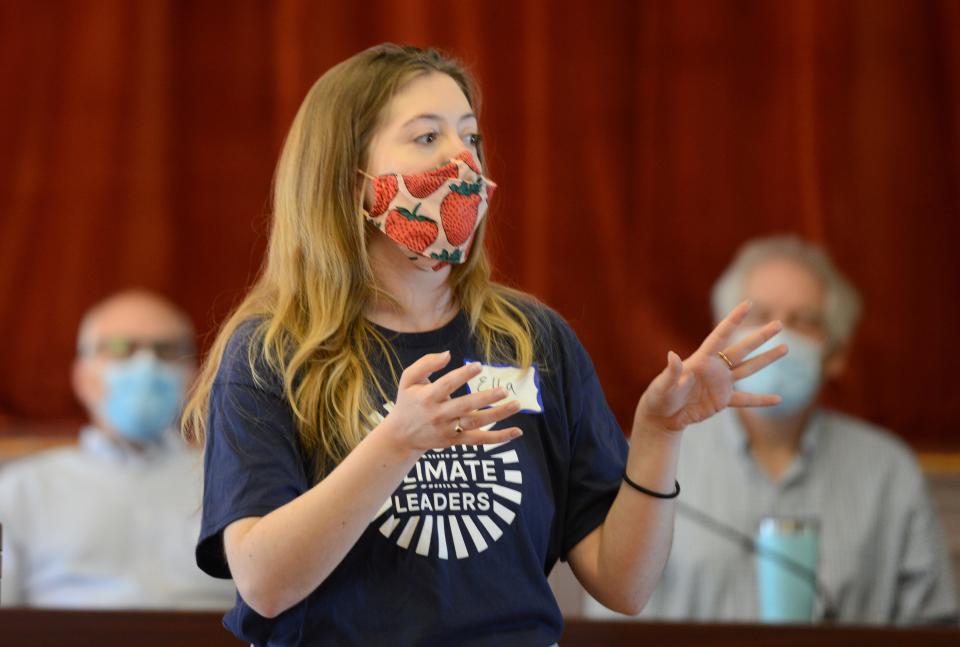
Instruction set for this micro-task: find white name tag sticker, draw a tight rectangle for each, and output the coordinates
[464,361,543,414]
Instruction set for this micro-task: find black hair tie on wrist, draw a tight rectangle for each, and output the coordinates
[623,472,680,499]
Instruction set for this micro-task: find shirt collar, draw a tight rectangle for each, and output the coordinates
[798,411,824,456]
[719,408,825,459]
[79,425,184,465]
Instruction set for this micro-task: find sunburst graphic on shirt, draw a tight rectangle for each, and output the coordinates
[368,403,523,559]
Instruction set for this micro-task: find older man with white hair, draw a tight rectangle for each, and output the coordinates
[585,235,957,625]
[0,290,236,609]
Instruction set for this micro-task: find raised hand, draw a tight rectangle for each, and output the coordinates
[635,301,788,432]
[386,351,523,451]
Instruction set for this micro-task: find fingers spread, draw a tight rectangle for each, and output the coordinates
[648,351,683,397]
[731,344,788,380]
[698,301,752,354]
[429,361,484,400]
[667,351,683,378]
[725,320,783,365]
[400,351,452,388]
[456,427,523,446]
[458,400,522,430]
[729,391,782,408]
[443,388,510,418]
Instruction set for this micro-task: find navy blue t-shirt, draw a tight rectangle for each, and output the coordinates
[197,302,628,646]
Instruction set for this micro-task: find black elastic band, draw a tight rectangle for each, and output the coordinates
[622,473,680,499]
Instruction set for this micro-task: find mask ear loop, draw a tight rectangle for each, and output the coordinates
[356,168,377,218]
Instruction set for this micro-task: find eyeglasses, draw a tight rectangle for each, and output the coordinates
[743,306,827,340]
[81,337,196,362]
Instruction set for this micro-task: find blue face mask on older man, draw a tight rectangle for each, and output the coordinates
[98,353,187,443]
[735,328,824,418]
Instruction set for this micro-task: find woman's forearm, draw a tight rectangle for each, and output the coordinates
[589,422,683,614]
[224,418,421,617]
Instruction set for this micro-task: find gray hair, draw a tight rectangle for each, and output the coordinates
[711,235,863,348]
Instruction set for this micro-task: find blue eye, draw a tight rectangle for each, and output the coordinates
[466,133,482,147]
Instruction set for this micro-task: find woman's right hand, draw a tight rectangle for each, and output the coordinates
[385,351,523,451]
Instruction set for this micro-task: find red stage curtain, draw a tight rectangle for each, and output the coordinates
[1,0,958,449]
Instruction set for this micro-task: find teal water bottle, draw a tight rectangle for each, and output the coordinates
[755,516,819,623]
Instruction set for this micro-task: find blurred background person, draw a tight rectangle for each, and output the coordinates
[1,1,959,636]
[584,235,958,625]
[0,290,235,609]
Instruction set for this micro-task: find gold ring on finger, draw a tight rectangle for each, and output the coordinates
[717,350,735,370]
[454,418,464,433]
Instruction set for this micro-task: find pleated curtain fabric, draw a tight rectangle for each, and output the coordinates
[1,0,959,449]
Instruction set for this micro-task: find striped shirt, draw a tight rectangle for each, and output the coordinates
[585,408,958,625]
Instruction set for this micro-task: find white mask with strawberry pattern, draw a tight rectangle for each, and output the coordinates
[359,151,496,269]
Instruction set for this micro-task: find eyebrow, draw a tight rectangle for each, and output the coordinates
[400,112,477,128]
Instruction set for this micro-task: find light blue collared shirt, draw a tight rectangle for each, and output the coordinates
[0,426,236,609]
[585,408,958,625]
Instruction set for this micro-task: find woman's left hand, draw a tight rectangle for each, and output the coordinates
[635,301,787,433]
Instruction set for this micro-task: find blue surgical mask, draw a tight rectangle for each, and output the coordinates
[98,353,186,443]
[735,328,823,418]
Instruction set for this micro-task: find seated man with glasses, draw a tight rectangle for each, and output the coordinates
[0,290,236,609]
[584,235,957,625]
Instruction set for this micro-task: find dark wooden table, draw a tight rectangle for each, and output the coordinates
[562,618,960,646]
[1,610,957,646]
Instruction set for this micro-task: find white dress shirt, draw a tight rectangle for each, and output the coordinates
[0,426,236,609]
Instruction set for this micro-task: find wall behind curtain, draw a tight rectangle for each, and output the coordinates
[1,0,958,449]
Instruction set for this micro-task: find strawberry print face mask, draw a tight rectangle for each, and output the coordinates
[359,151,496,267]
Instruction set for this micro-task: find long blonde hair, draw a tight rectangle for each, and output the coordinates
[183,44,537,481]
